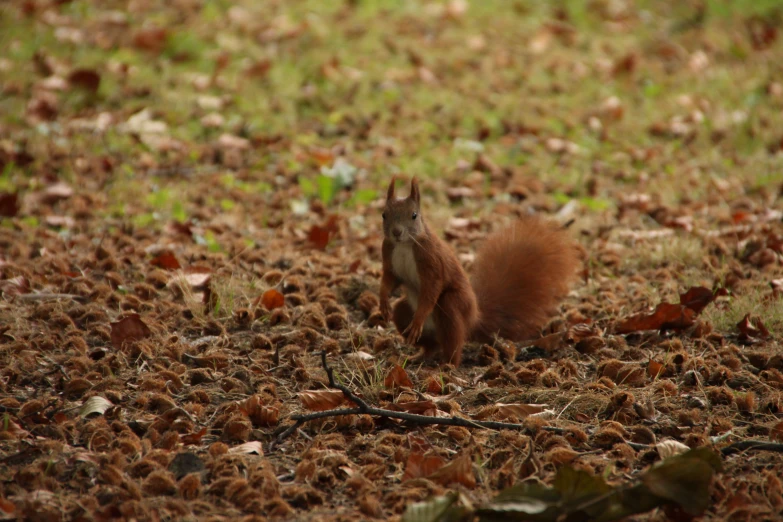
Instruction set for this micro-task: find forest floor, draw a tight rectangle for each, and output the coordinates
[1,1,783,521]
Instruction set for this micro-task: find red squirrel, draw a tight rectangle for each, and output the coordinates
[379,177,580,366]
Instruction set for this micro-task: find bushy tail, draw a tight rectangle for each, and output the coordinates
[470,215,581,343]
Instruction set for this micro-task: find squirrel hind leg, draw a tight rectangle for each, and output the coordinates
[433,292,469,367]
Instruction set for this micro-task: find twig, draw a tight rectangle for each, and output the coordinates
[13,293,88,303]
[273,352,569,446]
[721,441,783,455]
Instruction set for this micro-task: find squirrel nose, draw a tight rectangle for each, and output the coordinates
[392,227,403,238]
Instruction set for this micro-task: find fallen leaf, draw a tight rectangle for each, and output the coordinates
[345,351,375,362]
[641,448,722,516]
[0,192,19,217]
[133,27,168,54]
[181,268,212,289]
[615,303,696,334]
[0,276,30,296]
[67,68,101,94]
[737,313,771,342]
[497,403,549,420]
[180,427,207,445]
[241,395,279,427]
[308,215,339,250]
[181,353,228,370]
[678,286,717,314]
[428,453,476,488]
[110,314,152,349]
[402,493,460,522]
[217,133,250,150]
[0,418,29,439]
[655,439,690,459]
[647,360,665,379]
[79,396,113,418]
[299,390,347,411]
[425,376,443,394]
[385,364,413,389]
[245,59,272,79]
[259,288,285,310]
[150,251,181,270]
[388,400,438,416]
[0,497,15,516]
[771,420,783,442]
[612,52,637,75]
[403,451,446,481]
[41,181,74,203]
[229,441,264,455]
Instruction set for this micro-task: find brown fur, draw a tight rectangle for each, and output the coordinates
[380,177,580,366]
[470,216,581,343]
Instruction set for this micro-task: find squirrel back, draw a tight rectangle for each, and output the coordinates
[470,216,580,343]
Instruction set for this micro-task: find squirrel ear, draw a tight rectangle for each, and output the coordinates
[410,177,420,203]
[386,177,396,201]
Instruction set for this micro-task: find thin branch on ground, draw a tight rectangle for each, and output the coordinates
[13,293,88,303]
[622,440,783,456]
[273,351,567,447]
[721,441,783,455]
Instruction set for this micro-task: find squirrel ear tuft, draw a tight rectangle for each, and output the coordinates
[409,177,420,203]
[386,177,396,201]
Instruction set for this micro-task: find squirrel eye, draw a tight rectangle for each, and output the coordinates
[412,212,418,220]
[382,212,386,220]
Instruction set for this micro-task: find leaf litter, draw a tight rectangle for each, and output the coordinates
[0,1,782,521]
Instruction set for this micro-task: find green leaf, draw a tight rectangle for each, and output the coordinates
[299,177,316,197]
[403,492,460,522]
[640,447,721,516]
[316,174,338,205]
[554,466,615,518]
[478,481,561,522]
[172,200,187,223]
[349,188,378,207]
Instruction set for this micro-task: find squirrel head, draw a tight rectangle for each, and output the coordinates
[383,176,424,243]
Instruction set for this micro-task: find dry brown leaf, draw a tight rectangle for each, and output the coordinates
[615,303,696,334]
[67,68,101,94]
[0,418,30,439]
[0,192,20,217]
[110,314,152,349]
[150,251,181,270]
[655,439,690,459]
[648,360,665,379]
[428,453,476,489]
[388,400,438,416]
[0,497,15,516]
[260,289,285,310]
[0,276,30,296]
[425,376,443,394]
[737,314,771,342]
[298,390,347,411]
[133,27,168,53]
[679,286,719,315]
[771,420,783,442]
[229,441,264,455]
[384,364,413,389]
[308,215,339,250]
[181,427,207,445]
[402,451,445,481]
[496,403,549,420]
[242,395,279,427]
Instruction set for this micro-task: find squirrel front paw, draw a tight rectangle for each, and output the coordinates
[402,321,423,345]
